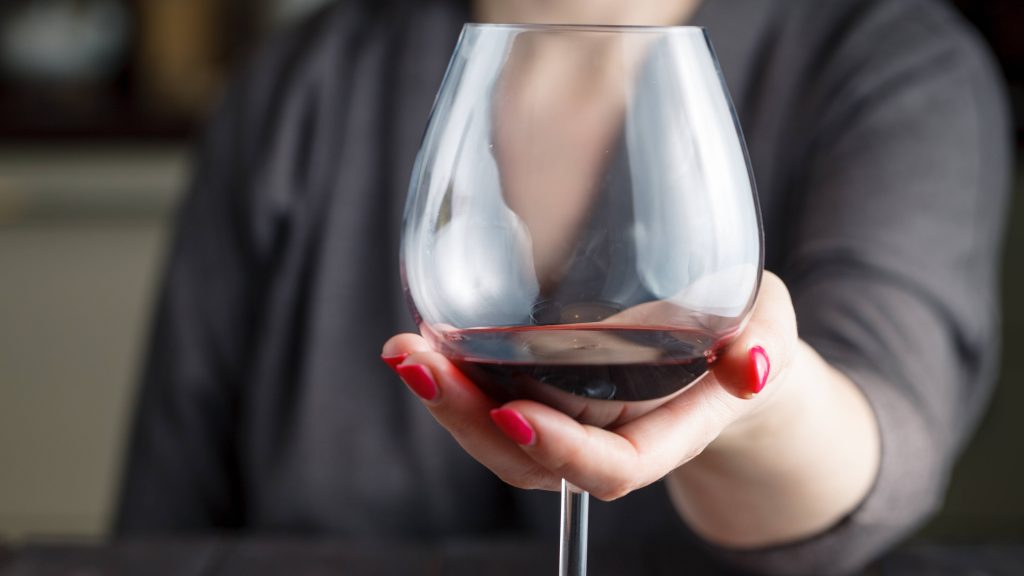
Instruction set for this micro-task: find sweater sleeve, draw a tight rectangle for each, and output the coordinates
[113,82,256,532]
[708,1,1012,574]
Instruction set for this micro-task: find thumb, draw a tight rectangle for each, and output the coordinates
[711,271,797,401]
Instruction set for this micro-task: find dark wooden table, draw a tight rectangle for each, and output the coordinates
[0,538,1021,575]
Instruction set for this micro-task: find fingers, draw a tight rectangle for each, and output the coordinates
[382,333,561,492]
[498,400,652,500]
[712,271,797,400]
[385,334,737,500]
[380,333,431,368]
[380,270,800,501]
[501,368,744,501]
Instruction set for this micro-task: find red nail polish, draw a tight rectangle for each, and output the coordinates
[749,346,770,395]
[490,409,536,446]
[381,352,410,371]
[396,364,438,402]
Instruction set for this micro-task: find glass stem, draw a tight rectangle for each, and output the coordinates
[559,478,589,576]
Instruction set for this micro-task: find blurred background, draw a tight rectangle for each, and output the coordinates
[0,0,1020,544]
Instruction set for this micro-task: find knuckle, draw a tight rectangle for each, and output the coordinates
[496,464,550,491]
[494,470,531,490]
[700,390,736,425]
[677,443,706,468]
[547,440,584,479]
[442,414,474,438]
[751,273,798,355]
[593,477,639,502]
[762,271,791,302]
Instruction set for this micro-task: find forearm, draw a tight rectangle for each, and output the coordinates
[666,340,880,548]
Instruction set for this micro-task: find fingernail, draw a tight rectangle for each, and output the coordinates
[381,352,410,371]
[748,346,770,395]
[396,364,438,402]
[490,409,536,446]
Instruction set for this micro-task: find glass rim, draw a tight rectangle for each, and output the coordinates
[463,22,707,34]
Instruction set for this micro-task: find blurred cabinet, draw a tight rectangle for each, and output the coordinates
[0,0,336,141]
[136,0,226,118]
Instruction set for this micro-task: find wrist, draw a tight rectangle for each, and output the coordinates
[704,341,814,458]
[667,341,881,548]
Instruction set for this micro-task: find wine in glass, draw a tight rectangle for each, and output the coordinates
[401,23,762,576]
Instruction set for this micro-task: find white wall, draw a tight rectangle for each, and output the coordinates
[0,146,185,540]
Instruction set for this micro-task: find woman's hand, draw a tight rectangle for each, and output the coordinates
[381,271,879,546]
[383,272,791,496]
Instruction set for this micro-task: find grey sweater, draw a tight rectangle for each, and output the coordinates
[116,0,1012,574]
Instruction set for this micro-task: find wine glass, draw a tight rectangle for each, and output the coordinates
[401,23,762,576]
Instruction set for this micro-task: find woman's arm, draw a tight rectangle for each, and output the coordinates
[666,281,880,549]
[674,1,1013,572]
[384,4,1010,576]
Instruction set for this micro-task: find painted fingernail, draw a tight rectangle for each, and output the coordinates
[748,346,770,395]
[381,352,410,371]
[490,408,536,446]
[396,364,438,402]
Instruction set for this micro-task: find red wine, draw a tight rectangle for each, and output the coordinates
[439,325,722,404]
